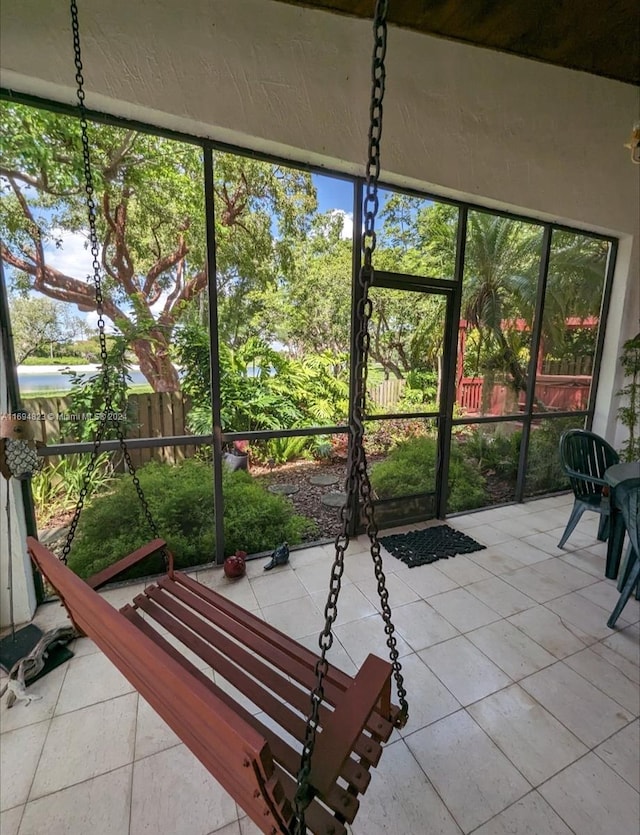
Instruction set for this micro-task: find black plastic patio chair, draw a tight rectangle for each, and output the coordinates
[607,477,640,628]
[557,429,619,549]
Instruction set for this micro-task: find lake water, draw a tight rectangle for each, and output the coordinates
[18,365,150,393]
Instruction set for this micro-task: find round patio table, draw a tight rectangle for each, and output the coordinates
[604,461,640,579]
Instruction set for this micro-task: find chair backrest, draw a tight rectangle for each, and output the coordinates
[617,477,640,557]
[559,429,619,500]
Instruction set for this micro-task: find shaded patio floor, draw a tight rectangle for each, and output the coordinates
[1,494,638,835]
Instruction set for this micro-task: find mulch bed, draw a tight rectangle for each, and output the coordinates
[253,459,350,541]
[37,459,516,549]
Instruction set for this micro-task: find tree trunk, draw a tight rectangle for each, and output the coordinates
[492,330,529,393]
[131,337,181,392]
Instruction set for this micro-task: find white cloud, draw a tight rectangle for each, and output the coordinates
[43,227,94,278]
[39,228,122,333]
[84,310,119,335]
[341,212,354,240]
[328,209,354,240]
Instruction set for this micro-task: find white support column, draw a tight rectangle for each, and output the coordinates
[0,359,37,629]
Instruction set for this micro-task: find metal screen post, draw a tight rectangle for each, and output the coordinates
[203,147,226,564]
[437,206,468,518]
[515,225,552,502]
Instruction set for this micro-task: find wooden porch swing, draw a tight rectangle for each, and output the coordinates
[27,2,408,834]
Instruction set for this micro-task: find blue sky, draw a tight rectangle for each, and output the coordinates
[312,173,354,215]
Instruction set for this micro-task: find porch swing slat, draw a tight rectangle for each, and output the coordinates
[172,574,397,738]
[167,572,394,744]
[135,583,385,769]
[139,589,304,705]
[121,604,365,820]
[175,572,356,687]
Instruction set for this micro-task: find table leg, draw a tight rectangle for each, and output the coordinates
[605,507,626,580]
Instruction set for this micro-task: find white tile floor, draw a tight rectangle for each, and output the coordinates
[1,495,639,835]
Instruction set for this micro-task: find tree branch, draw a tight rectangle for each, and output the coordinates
[102,191,137,295]
[1,244,130,328]
[1,245,37,274]
[0,169,42,190]
[0,167,80,198]
[162,256,184,315]
[101,226,120,283]
[143,236,188,296]
[159,268,208,326]
[102,130,137,181]
[7,176,45,269]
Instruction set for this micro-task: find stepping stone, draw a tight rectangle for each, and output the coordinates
[321,491,347,508]
[39,526,69,545]
[309,474,339,486]
[268,484,299,495]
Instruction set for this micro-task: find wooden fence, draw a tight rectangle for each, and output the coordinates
[457,373,592,415]
[23,391,194,466]
[368,378,406,410]
[541,356,593,376]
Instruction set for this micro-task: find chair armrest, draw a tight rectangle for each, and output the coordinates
[564,468,608,487]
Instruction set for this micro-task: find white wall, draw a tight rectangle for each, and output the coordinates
[1,0,639,439]
[0,355,37,628]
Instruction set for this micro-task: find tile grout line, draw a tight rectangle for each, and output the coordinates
[464,788,578,835]
[534,745,637,828]
[408,620,634,794]
[16,651,72,819]
[590,717,640,793]
[394,733,468,835]
[127,691,140,835]
[560,643,640,710]
[16,760,140,813]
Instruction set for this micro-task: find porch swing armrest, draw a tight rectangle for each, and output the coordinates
[86,539,168,589]
[308,653,394,799]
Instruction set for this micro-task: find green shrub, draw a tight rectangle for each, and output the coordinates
[460,427,521,480]
[397,370,438,410]
[370,435,487,513]
[253,435,311,465]
[525,418,576,495]
[364,419,431,456]
[67,458,317,580]
[31,452,114,526]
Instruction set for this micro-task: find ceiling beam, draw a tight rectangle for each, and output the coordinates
[273,0,639,85]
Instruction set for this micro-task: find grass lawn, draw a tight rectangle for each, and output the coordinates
[22,383,154,398]
[20,356,94,366]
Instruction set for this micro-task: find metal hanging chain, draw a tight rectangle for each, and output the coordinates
[293,2,407,831]
[61,0,164,565]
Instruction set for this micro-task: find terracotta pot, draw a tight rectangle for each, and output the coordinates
[223,550,247,579]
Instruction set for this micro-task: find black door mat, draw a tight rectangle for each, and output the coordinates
[380,524,485,568]
[0,624,74,681]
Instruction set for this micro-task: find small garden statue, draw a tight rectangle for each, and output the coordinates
[264,542,289,571]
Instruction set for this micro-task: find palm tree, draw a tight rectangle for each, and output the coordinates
[461,211,542,402]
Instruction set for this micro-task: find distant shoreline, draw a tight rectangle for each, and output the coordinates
[17,364,152,394]
[18,364,141,373]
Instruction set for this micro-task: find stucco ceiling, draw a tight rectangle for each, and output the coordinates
[274,0,640,85]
